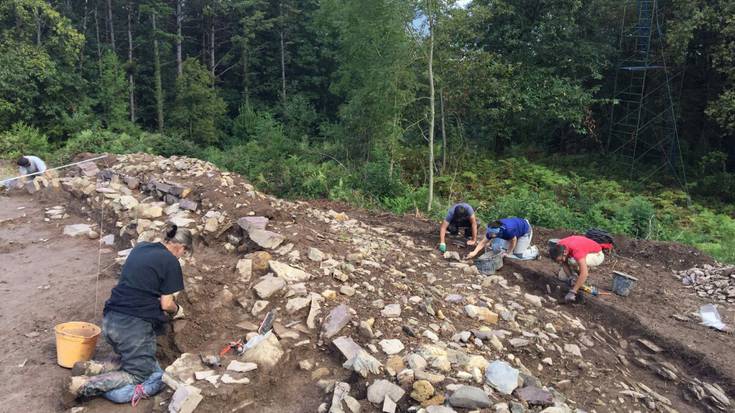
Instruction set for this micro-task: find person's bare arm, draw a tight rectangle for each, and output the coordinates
[570,258,589,293]
[468,215,478,245]
[160,294,178,313]
[466,237,489,259]
[439,220,449,244]
[508,236,518,254]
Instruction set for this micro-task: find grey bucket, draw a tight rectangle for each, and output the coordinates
[612,271,638,296]
[475,252,504,275]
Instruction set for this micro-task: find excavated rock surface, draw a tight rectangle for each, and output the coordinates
[18,153,734,413]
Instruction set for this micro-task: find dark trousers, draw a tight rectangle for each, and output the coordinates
[448,219,472,238]
[80,311,159,397]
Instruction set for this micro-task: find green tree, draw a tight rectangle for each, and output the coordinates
[230,0,275,105]
[703,1,735,135]
[323,0,416,161]
[97,50,131,131]
[0,0,84,133]
[169,58,227,145]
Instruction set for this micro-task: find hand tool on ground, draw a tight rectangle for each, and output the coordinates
[579,285,612,297]
[258,310,276,334]
[220,310,277,356]
[219,338,245,356]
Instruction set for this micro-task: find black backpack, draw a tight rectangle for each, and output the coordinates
[585,228,616,249]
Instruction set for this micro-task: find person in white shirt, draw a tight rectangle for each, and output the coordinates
[17,155,47,176]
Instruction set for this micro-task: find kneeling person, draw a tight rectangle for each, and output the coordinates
[64,224,192,405]
[466,217,534,259]
[439,203,478,252]
[549,235,605,303]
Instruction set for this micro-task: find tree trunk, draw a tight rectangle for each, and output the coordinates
[390,90,398,179]
[427,0,435,212]
[94,3,101,65]
[33,7,41,46]
[440,87,447,173]
[80,0,88,70]
[127,3,135,122]
[210,18,215,85]
[201,25,206,62]
[242,45,250,105]
[107,0,115,51]
[152,11,164,132]
[279,2,286,103]
[176,0,183,76]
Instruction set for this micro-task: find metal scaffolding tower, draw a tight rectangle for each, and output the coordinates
[606,0,687,187]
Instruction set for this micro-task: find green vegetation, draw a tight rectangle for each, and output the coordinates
[4,119,735,262]
[1,0,735,261]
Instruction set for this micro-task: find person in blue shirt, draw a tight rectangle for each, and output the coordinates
[439,203,478,252]
[466,217,534,259]
[63,224,192,406]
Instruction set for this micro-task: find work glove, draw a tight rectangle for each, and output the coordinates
[439,243,447,253]
[173,304,186,320]
[564,291,577,304]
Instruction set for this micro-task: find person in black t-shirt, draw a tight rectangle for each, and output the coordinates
[63,224,193,405]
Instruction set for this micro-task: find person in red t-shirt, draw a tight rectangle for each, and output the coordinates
[549,235,605,303]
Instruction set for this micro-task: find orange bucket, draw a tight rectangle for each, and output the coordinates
[54,321,101,368]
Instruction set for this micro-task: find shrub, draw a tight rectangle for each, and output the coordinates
[382,187,433,215]
[483,187,582,230]
[57,129,139,161]
[355,157,406,200]
[57,129,201,162]
[624,196,657,238]
[231,103,259,142]
[139,133,202,158]
[282,94,318,141]
[0,122,50,160]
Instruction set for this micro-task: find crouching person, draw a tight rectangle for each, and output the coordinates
[439,203,479,253]
[64,224,192,406]
[465,217,536,260]
[17,155,47,177]
[549,235,605,303]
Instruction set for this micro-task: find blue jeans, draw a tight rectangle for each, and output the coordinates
[104,311,159,381]
[104,370,164,403]
[80,311,160,397]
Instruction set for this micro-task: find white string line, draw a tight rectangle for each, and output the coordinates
[1,155,109,183]
[94,177,104,318]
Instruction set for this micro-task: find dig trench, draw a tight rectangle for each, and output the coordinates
[335,202,735,409]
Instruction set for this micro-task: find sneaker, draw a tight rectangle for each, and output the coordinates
[71,360,110,376]
[61,375,89,408]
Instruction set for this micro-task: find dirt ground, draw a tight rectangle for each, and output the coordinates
[2,158,734,413]
[0,194,156,413]
[339,203,735,407]
[510,228,735,388]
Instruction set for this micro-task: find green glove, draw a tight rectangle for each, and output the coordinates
[439,243,447,253]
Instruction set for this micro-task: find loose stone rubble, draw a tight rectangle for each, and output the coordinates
[23,153,732,413]
[677,263,735,303]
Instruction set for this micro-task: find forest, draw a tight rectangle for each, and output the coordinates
[1,0,735,261]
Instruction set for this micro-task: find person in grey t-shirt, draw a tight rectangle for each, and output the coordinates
[17,155,47,176]
[438,202,478,252]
